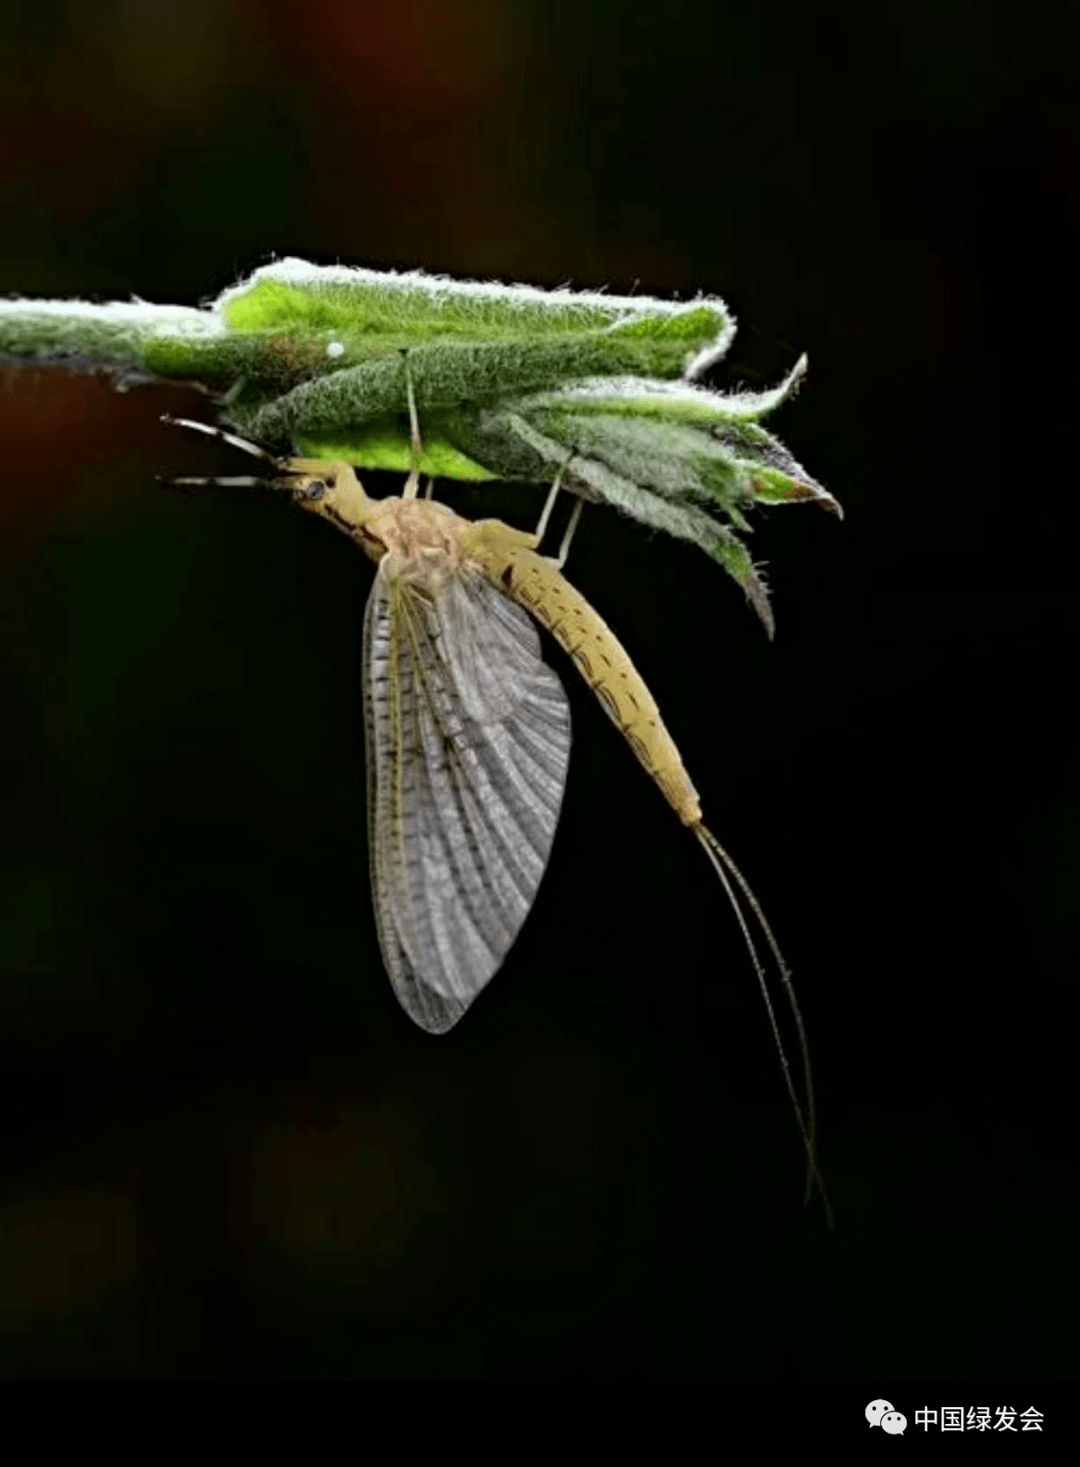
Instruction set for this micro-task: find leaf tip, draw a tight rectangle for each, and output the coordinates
[742,570,775,639]
[793,479,844,518]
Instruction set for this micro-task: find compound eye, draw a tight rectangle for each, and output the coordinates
[294,479,326,503]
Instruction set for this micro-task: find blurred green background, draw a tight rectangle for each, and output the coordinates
[0,0,1074,1380]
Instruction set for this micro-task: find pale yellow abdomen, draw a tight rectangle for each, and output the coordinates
[459,520,702,827]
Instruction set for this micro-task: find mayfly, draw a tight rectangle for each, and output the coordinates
[163,365,831,1221]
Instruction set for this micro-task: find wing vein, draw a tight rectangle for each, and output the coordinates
[363,554,572,1033]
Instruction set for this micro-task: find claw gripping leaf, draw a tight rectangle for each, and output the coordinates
[0,257,838,630]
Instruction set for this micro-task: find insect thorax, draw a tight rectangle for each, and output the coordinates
[360,496,469,563]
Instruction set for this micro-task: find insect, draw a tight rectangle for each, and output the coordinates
[162,364,831,1222]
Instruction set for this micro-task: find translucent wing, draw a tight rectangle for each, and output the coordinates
[363,552,572,1033]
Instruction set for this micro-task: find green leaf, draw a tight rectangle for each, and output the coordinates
[0,258,837,629]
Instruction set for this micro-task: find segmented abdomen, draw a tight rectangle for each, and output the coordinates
[498,549,702,827]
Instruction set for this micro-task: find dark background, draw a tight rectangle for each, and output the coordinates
[0,1,1075,1381]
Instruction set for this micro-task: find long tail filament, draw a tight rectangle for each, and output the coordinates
[695,823,834,1229]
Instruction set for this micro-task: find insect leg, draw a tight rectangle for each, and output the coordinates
[553,496,584,569]
[423,476,435,500]
[534,476,560,543]
[159,474,271,489]
[533,449,575,544]
[400,349,423,500]
[160,414,282,467]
